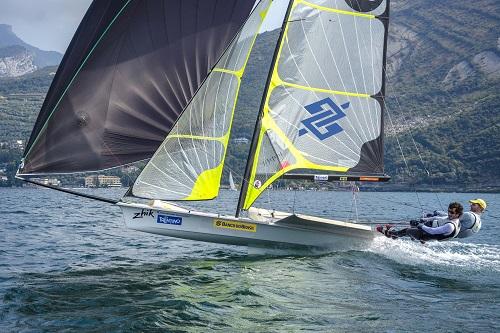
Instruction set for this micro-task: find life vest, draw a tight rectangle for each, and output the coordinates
[468,212,481,233]
[456,212,482,238]
[433,218,461,241]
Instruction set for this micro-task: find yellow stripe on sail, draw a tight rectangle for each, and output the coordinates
[183,1,272,200]
[213,67,243,78]
[242,0,376,209]
[298,0,376,19]
[273,75,371,98]
[243,109,349,209]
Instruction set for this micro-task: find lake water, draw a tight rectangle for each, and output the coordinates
[0,188,499,332]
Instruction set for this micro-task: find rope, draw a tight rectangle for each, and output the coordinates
[382,95,427,214]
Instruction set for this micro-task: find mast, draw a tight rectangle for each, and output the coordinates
[377,0,390,174]
[236,0,295,217]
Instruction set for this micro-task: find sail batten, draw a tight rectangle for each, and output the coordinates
[239,0,390,211]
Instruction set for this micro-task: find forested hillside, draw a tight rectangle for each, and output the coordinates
[0,0,498,191]
[385,0,499,189]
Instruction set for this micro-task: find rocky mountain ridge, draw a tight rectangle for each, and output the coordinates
[0,45,37,77]
[0,24,62,77]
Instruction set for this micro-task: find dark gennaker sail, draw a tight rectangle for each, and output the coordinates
[19,0,256,175]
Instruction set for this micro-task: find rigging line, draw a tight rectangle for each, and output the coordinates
[264,154,273,211]
[384,46,492,212]
[383,97,425,212]
[388,83,445,212]
[386,84,430,175]
[383,99,410,172]
[348,182,360,223]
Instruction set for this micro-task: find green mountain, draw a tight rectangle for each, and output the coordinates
[0,0,499,191]
[384,0,500,190]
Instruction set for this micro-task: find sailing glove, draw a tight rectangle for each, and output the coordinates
[409,219,420,227]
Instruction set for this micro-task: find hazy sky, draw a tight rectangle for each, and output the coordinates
[0,0,93,52]
[0,0,287,53]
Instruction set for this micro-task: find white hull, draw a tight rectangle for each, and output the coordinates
[118,201,376,250]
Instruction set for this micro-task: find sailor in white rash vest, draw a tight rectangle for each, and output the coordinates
[456,198,485,238]
[378,202,463,243]
[418,198,486,239]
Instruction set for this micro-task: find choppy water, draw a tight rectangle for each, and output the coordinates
[1,188,499,332]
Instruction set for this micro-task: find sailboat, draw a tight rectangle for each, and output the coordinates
[18,0,391,249]
[229,172,237,191]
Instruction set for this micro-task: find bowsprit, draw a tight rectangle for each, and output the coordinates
[299,97,349,140]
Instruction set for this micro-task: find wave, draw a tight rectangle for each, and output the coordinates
[367,236,500,272]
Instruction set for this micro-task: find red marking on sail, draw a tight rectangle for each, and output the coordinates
[280,161,290,169]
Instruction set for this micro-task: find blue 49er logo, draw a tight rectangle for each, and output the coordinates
[299,98,349,140]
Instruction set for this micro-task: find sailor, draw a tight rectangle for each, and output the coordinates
[378,202,463,242]
[457,199,486,238]
[412,198,486,239]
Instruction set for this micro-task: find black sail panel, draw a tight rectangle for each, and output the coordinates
[20,0,255,175]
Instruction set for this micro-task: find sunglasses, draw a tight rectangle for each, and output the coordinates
[448,210,458,214]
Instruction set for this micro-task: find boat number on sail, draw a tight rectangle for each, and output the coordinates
[133,209,154,219]
[213,219,257,233]
[299,98,349,140]
[157,214,182,225]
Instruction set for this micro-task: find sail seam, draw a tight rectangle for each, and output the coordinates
[299,0,375,19]
[24,0,134,160]
[276,80,371,98]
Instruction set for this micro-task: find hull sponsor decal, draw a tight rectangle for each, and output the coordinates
[213,219,257,233]
[133,209,155,219]
[157,214,182,225]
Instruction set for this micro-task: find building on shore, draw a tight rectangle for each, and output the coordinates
[232,137,249,144]
[85,175,122,188]
[31,178,61,187]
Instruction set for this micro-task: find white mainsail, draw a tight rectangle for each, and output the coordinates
[239,0,388,210]
[229,172,237,191]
